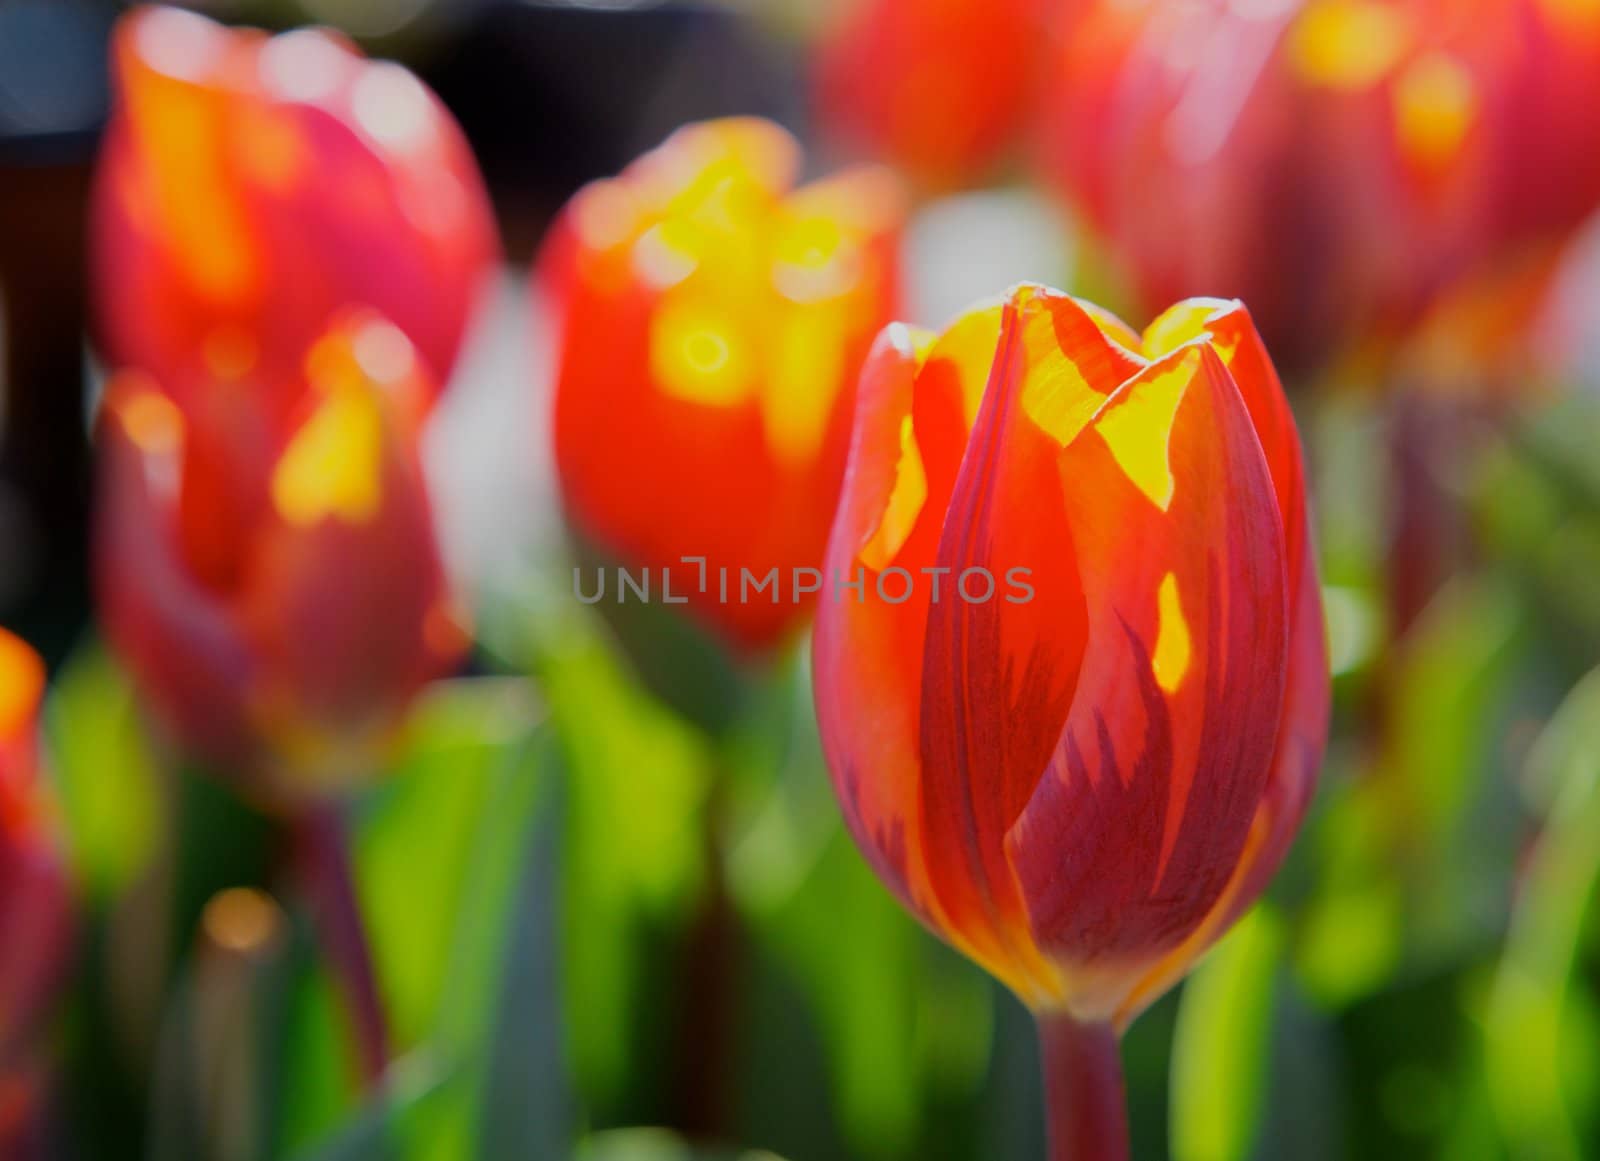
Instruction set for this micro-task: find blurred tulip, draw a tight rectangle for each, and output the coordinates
[813,287,1328,1157]
[94,314,463,802]
[813,0,1047,189]
[1042,0,1600,380]
[91,4,497,412]
[0,630,73,1149]
[544,118,905,655]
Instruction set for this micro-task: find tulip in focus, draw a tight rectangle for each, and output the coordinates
[814,0,1047,189]
[92,5,497,406]
[94,315,463,803]
[1042,0,1600,379]
[544,118,904,654]
[813,286,1329,1157]
[0,631,73,1151]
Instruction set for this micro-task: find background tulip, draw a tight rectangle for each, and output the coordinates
[813,0,1047,189]
[813,285,1328,1157]
[0,630,73,1151]
[93,314,462,802]
[1041,0,1600,380]
[544,117,905,655]
[91,4,497,407]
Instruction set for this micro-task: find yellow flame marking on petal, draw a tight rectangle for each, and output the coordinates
[1290,0,1410,90]
[130,89,259,302]
[928,304,1005,429]
[764,305,845,466]
[1095,353,1193,511]
[859,414,929,572]
[0,627,44,745]
[650,299,752,407]
[1142,301,1224,359]
[1153,572,1192,693]
[772,213,856,303]
[1393,51,1478,169]
[1021,349,1103,448]
[271,387,384,526]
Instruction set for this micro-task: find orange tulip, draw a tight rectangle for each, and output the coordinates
[94,315,462,802]
[814,0,1048,188]
[544,118,905,654]
[91,5,497,410]
[1041,0,1600,379]
[0,630,72,1141]
[813,286,1328,1157]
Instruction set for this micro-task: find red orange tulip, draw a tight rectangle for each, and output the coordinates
[94,315,462,801]
[813,286,1328,1156]
[544,118,905,654]
[0,631,72,1145]
[91,4,497,406]
[814,0,1047,188]
[1042,0,1600,379]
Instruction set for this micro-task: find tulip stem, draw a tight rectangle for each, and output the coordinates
[296,804,389,1090]
[1037,1014,1129,1161]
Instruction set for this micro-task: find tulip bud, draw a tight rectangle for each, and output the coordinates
[0,630,73,1127]
[1041,0,1600,379]
[91,4,497,404]
[813,0,1047,189]
[544,118,905,655]
[94,315,463,802]
[813,286,1328,1038]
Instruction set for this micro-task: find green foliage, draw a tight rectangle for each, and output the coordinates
[1485,666,1600,1161]
[1170,908,1284,1161]
[45,640,164,899]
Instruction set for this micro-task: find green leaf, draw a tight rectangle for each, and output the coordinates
[1170,907,1285,1161]
[44,639,163,900]
[1484,665,1600,1161]
[539,611,715,1105]
[275,949,364,1158]
[359,677,565,1161]
[286,1054,458,1161]
[354,676,542,1050]
[575,1127,791,1161]
[275,676,567,1161]
[749,827,972,1160]
[1298,573,1527,1006]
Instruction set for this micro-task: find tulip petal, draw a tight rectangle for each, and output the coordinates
[815,325,940,921]
[1005,340,1289,1020]
[914,287,1143,999]
[816,296,1032,945]
[1143,300,1331,927]
[95,378,259,771]
[243,351,456,786]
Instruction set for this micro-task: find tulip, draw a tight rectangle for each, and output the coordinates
[544,118,905,655]
[813,0,1047,189]
[0,630,73,1148]
[1041,0,1600,380]
[813,286,1329,1157]
[91,4,497,409]
[94,314,462,803]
